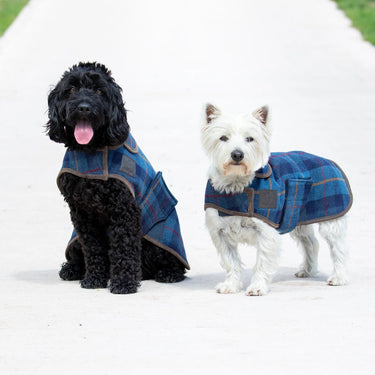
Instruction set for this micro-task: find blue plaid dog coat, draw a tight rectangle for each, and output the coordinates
[58,133,189,269]
[205,151,353,234]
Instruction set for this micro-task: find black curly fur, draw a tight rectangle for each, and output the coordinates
[47,62,186,294]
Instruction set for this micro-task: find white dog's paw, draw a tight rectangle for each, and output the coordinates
[245,281,269,296]
[328,273,348,286]
[295,269,318,278]
[295,270,310,278]
[216,280,242,294]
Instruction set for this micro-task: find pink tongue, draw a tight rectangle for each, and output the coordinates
[74,121,94,144]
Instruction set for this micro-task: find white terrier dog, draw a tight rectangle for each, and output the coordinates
[201,104,353,296]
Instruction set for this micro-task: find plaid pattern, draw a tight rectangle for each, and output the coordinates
[205,151,353,234]
[59,133,189,269]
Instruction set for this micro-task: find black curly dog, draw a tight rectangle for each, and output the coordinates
[46,62,186,294]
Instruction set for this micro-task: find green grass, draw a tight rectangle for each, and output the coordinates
[333,0,375,45]
[0,0,29,36]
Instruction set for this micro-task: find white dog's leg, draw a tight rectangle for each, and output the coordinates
[214,235,243,294]
[290,224,319,278]
[319,216,349,285]
[206,209,243,293]
[246,221,280,296]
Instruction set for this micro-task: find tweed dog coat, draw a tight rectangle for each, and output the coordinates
[58,133,189,269]
[205,151,353,234]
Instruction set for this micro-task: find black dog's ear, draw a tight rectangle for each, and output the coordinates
[46,87,67,144]
[107,84,130,146]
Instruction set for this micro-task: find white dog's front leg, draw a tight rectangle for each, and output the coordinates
[246,221,280,296]
[215,237,243,294]
[206,209,243,293]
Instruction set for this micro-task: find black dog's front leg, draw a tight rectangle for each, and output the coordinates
[107,200,142,294]
[70,210,110,289]
[59,240,85,281]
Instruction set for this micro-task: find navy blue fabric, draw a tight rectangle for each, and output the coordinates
[59,133,189,268]
[204,151,353,234]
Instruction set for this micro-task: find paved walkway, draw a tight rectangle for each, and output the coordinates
[1,0,375,374]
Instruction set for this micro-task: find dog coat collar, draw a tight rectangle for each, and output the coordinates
[204,151,353,234]
[58,133,189,269]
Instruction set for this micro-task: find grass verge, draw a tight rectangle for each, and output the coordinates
[333,0,375,45]
[0,0,29,36]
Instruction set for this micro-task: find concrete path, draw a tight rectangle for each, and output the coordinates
[1,0,375,373]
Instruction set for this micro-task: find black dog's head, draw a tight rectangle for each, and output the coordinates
[46,62,129,151]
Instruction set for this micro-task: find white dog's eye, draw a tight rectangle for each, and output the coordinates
[246,137,254,142]
[220,136,229,142]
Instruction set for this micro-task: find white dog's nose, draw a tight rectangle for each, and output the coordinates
[231,150,244,162]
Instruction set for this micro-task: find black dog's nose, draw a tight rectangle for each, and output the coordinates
[231,150,244,163]
[78,103,91,114]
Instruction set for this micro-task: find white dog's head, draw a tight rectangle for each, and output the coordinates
[201,104,271,193]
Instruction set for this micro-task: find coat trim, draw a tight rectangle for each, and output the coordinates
[65,233,190,270]
[254,163,272,179]
[57,147,136,198]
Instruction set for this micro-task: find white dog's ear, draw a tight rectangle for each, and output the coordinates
[252,106,269,125]
[205,103,221,124]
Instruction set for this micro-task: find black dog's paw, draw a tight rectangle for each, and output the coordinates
[155,269,186,283]
[109,279,140,294]
[80,276,108,289]
[59,262,85,281]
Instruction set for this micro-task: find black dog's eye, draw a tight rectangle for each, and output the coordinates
[96,89,102,95]
[70,87,77,94]
[246,137,254,142]
[220,135,229,142]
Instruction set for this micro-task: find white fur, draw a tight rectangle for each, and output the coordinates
[202,104,349,296]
